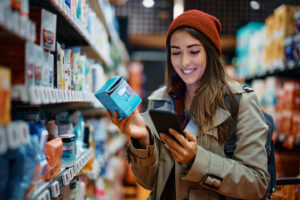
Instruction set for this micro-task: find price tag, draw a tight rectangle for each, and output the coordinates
[0,126,7,154]
[43,88,50,104]
[68,168,74,180]
[50,180,60,198]
[19,121,30,145]
[62,171,69,185]
[7,122,21,149]
[37,189,51,200]
[58,90,63,102]
[35,87,42,105]
[75,161,80,174]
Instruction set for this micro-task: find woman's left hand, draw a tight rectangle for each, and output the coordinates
[160,129,198,164]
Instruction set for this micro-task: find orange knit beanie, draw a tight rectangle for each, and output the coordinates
[166,9,222,55]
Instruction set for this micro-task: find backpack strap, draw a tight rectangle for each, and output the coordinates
[224,93,241,158]
[224,84,253,158]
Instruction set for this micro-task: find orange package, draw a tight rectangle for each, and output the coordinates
[43,137,63,181]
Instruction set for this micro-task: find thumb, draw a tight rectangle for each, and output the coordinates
[184,130,197,142]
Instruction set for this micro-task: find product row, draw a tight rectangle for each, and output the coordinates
[0,1,36,42]
[236,4,300,78]
[252,77,300,150]
[0,110,125,199]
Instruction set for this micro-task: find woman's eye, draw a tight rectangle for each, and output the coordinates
[190,50,200,55]
[172,52,181,56]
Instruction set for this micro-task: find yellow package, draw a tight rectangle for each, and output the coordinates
[0,66,11,125]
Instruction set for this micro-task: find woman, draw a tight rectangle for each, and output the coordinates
[108,10,269,200]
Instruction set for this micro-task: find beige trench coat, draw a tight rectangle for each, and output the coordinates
[126,81,270,200]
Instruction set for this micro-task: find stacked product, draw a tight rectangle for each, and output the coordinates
[265,5,299,69]
[283,8,300,67]
[236,4,300,79]
[236,22,265,78]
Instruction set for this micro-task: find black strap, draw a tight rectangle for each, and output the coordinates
[224,93,242,158]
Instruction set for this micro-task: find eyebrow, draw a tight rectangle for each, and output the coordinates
[170,44,202,49]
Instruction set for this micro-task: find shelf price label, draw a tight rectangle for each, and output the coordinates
[62,171,70,185]
[50,181,60,198]
[0,126,7,154]
[37,189,51,200]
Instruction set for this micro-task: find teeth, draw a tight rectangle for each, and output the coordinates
[183,68,195,74]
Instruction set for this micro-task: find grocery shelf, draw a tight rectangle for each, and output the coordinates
[89,0,129,63]
[245,63,300,82]
[30,0,113,67]
[11,85,102,108]
[277,177,300,185]
[0,5,36,43]
[0,21,35,44]
[28,148,93,200]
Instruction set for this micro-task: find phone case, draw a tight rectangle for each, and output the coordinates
[149,109,184,137]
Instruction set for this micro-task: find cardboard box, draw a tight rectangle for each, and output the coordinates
[30,8,57,52]
[95,76,142,119]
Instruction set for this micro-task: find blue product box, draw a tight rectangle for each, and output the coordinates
[95,76,142,119]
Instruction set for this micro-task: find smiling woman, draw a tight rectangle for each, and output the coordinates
[108,9,270,200]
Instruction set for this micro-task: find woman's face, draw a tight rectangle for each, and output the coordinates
[170,30,207,90]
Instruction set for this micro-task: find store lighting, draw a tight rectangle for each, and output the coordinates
[143,0,155,8]
[173,0,184,19]
[250,1,260,10]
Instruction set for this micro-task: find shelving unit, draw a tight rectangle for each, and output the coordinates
[28,148,93,200]
[0,5,36,43]
[245,63,300,82]
[11,85,102,107]
[0,0,129,199]
[89,0,129,63]
[30,0,113,67]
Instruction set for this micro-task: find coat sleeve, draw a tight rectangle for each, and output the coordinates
[182,91,270,199]
[126,112,160,191]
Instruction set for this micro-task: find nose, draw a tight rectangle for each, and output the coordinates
[181,53,190,67]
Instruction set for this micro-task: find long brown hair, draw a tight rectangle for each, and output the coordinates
[165,27,239,144]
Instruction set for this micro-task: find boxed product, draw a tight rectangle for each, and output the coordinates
[30,8,57,52]
[56,43,65,90]
[34,44,44,86]
[274,4,300,38]
[64,49,72,90]
[0,66,11,125]
[95,76,142,119]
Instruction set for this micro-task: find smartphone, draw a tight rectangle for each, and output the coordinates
[149,109,184,141]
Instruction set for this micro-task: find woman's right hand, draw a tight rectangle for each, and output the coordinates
[107,109,150,148]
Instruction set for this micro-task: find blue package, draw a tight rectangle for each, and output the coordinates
[95,76,142,119]
[5,135,41,200]
[65,0,71,8]
[28,121,48,160]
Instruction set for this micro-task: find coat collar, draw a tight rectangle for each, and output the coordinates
[148,86,171,102]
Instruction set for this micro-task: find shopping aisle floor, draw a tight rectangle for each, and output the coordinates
[122,183,151,200]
